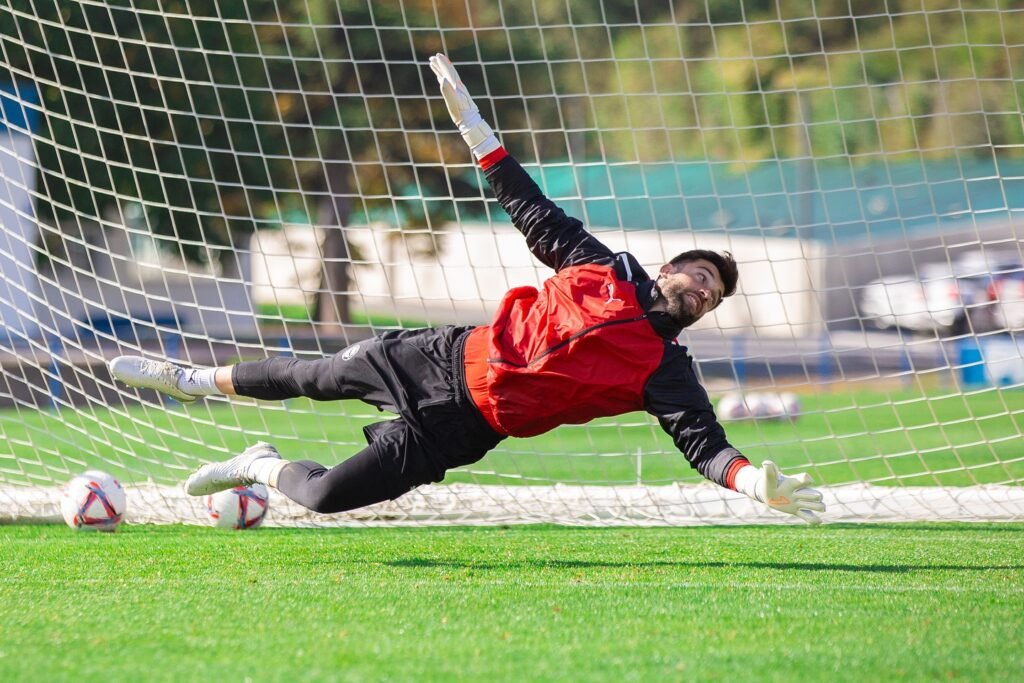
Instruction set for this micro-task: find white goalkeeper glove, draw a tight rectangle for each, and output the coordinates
[734,460,825,525]
[428,54,501,159]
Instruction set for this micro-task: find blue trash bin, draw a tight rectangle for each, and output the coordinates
[958,339,986,386]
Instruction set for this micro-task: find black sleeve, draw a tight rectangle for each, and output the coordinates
[483,154,615,272]
[644,349,747,488]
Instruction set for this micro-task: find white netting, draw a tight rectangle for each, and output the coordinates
[7,482,1024,526]
[0,1,1021,525]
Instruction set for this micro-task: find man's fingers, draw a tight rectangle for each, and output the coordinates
[428,55,445,82]
[761,460,779,498]
[794,497,826,513]
[428,56,451,86]
[429,55,465,122]
[796,509,822,525]
[792,471,813,487]
[793,487,823,504]
[430,53,460,85]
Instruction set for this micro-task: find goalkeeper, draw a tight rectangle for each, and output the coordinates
[110,55,825,524]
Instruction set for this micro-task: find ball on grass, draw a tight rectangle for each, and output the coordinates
[780,391,801,418]
[207,484,270,529]
[61,470,126,532]
[717,392,749,420]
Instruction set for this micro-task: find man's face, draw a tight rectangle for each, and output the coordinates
[656,258,726,328]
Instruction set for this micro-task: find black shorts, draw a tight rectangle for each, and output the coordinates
[230,326,504,503]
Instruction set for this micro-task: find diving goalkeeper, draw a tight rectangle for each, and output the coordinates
[110,55,825,524]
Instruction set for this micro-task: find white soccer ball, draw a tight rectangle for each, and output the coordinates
[61,470,127,532]
[743,392,770,418]
[780,391,801,418]
[717,392,749,420]
[206,484,270,529]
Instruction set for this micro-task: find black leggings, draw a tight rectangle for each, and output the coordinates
[277,456,402,514]
[230,327,503,514]
[275,419,441,514]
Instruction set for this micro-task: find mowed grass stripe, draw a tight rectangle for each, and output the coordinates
[1,387,1021,486]
[0,524,1020,682]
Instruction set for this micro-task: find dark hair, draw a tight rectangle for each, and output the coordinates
[669,249,739,298]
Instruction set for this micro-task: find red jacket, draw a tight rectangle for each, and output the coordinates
[469,263,661,437]
[462,150,748,489]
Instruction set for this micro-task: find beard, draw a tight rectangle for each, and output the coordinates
[657,277,700,329]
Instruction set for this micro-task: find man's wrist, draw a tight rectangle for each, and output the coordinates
[733,464,762,501]
[461,119,499,159]
[478,146,507,170]
[724,456,751,490]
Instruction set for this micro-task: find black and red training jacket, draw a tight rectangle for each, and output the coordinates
[461,149,749,490]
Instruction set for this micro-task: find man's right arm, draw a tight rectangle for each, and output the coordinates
[430,54,613,272]
[482,155,614,272]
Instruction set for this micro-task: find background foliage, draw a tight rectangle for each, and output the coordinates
[1,0,1021,267]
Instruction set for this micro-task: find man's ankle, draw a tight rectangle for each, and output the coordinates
[177,367,221,397]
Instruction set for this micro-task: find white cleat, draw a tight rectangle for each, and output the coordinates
[184,442,282,496]
[110,355,197,403]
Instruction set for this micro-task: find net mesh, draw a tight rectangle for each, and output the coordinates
[0,1,1021,525]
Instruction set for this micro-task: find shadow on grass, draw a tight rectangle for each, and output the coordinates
[816,523,1024,533]
[375,558,1024,573]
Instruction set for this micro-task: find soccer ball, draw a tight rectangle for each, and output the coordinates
[717,392,749,420]
[61,470,127,532]
[206,484,270,529]
[747,392,801,420]
[780,391,801,418]
[744,392,772,418]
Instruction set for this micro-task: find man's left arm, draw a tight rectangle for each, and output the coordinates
[645,355,825,524]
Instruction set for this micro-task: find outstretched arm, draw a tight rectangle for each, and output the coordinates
[429,54,613,272]
[646,355,825,525]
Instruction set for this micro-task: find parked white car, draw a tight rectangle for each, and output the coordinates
[859,263,988,335]
[988,268,1024,331]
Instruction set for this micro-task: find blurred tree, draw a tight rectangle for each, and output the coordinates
[0,0,1020,331]
[0,0,541,328]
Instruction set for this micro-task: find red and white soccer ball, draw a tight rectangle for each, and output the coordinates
[206,484,270,529]
[61,470,127,532]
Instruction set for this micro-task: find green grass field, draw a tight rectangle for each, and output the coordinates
[2,387,1022,680]
[2,386,1021,488]
[1,523,1021,682]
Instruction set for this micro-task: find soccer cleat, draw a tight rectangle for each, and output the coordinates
[109,355,197,403]
[184,442,283,496]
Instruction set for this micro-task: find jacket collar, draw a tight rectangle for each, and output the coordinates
[637,279,684,339]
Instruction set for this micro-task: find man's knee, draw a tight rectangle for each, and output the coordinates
[301,473,414,514]
[301,487,351,515]
[275,460,331,512]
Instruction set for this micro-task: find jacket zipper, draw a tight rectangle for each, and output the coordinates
[488,314,648,368]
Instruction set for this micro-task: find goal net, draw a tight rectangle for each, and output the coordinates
[1,1,1022,526]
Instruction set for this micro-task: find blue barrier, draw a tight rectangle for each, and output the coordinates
[957,336,1024,388]
[730,336,746,384]
[47,334,62,409]
[958,338,986,387]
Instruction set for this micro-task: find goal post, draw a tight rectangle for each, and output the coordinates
[1,1,1022,525]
